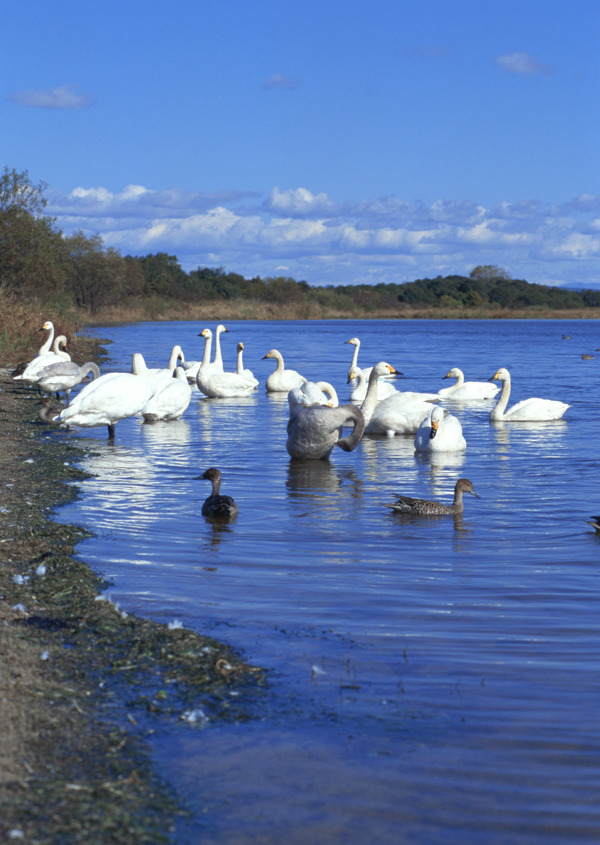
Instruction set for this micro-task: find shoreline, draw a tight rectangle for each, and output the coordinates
[0,370,265,843]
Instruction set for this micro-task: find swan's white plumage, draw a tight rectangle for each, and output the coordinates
[196,366,258,398]
[142,367,192,420]
[37,361,100,403]
[414,406,467,452]
[263,349,306,393]
[349,366,397,402]
[288,381,339,411]
[236,342,256,380]
[346,337,373,384]
[359,362,436,436]
[439,367,499,401]
[489,368,570,422]
[15,336,71,382]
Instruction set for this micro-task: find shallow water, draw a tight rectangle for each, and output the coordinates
[56,319,600,843]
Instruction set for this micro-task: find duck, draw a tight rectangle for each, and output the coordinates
[349,365,397,403]
[263,349,307,393]
[414,405,467,453]
[36,361,100,404]
[438,367,499,401]
[197,467,238,521]
[55,368,156,438]
[38,396,64,424]
[286,402,365,460]
[142,367,192,421]
[236,342,256,380]
[385,478,479,516]
[357,362,437,436]
[585,515,600,533]
[488,368,570,422]
[14,335,71,383]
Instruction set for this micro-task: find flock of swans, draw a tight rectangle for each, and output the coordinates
[14,320,573,520]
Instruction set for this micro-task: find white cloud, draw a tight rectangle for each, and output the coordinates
[46,186,600,288]
[261,73,300,90]
[495,51,554,75]
[9,84,94,109]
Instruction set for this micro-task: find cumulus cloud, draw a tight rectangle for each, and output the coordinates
[46,185,600,288]
[9,84,94,109]
[495,51,555,75]
[261,73,300,90]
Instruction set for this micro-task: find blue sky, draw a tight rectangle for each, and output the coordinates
[3,0,599,287]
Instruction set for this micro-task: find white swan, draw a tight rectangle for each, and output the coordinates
[349,366,397,403]
[37,321,55,355]
[196,364,258,398]
[15,336,71,382]
[148,345,185,382]
[236,342,256,380]
[439,367,499,401]
[212,324,228,373]
[288,381,339,411]
[488,368,570,422]
[346,337,373,383]
[55,368,156,438]
[263,349,307,393]
[142,367,192,421]
[359,362,436,436]
[286,402,365,460]
[414,406,467,453]
[37,361,100,404]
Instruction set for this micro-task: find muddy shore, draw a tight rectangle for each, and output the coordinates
[0,369,265,843]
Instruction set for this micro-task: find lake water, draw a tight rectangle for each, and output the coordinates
[56,319,600,843]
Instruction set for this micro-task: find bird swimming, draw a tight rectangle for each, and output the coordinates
[286,402,365,460]
[263,349,307,393]
[414,405,467,453]
[438,367,499,401]
[488,368,570,422]
[385,478,480,516]
[197,467,238,521]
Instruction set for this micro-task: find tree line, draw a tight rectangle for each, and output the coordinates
[2,166,600,321]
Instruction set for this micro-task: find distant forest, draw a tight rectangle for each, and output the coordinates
[2,166,600,320]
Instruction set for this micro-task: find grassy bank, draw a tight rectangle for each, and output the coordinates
[0,370,265,843]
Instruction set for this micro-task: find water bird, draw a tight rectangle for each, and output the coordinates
[263,349,307,393]
[14,334,71,383]
[197,467,238,521]
[438,367,499,401]
[385,478,479,516]
[288,381,339,410]
[142,367,192,421]
[581,354,594,360]
[236,342,256,380]
[346,336,374,383]
[38,396,64,424]
[286,402,365,460]
[36,361,100,404]
[585,516,600,533]
[414,405,466,453]
[356,362,437,436]
[349,365,397,402]
[488,368,570,421]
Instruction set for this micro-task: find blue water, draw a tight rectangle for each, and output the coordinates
[56,319,600,843]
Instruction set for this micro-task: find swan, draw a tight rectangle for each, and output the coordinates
[414,405,467,453]
[357,362,438,436]
[288,381,339,411]
[346,337,373,383]
[37,321,55,355]
[286,402,365,460]
[263,349,307,393]
[384,478,479,516]
[196,362,258,398]
[349,366,397,402]
[236,342,256,380]
[14,336,71,382]
[212,324,228,373]
[142,367,192,421]
[488,368,570,422]
[439,367,499,401]
[55,367,156,438]
[37,361,100,404]
[148,345,185,381]
[197,467,238,521]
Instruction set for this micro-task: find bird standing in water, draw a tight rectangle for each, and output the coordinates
[198,467,238,521]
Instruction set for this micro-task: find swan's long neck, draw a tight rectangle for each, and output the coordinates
[273,352,285,373]
[213,328,225,369]
[360,370,380,424]
[168,345,184,370]
[201,333,213,367]
[349,341,359,370]
[236,347,244,375]
[490,376,511,420]
[82,363,100,381]
[336,405,366,452]
[454,370,465,387]
[316,382,338,407]
[39,324,54,356]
